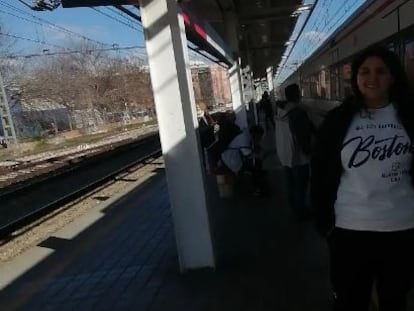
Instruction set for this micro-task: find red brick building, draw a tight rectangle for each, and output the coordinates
[191,64,231,110]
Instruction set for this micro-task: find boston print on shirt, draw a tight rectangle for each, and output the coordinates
[343,133,411,168]
[335,104,414,232]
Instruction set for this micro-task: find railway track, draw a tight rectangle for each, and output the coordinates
[0,134,162,240]
[0,125,158,192]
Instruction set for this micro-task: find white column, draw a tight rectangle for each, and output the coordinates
[224,11,247,130]
[139,0,215,271]
[266,66,274,94]
[228,61,247,129]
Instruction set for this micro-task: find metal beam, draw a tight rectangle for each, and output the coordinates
[62,0,233,66]
[215,0,235,11]
[239,4,302,16]
[114,5,141,22]
[240,43,284,51]
[240,14,292,23]
[238,4,302,23]
[182,9,234,65]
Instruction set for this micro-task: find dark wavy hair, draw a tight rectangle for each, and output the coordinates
[350,45,411,111]
[285,83,301,102]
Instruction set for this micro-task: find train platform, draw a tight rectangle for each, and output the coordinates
[0,129,333,311]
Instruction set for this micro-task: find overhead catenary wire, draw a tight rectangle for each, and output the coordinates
[300,0,360,59]
[0,2,145,59]
[276,0,319,80]
[0,0,110,47]
[0,32,68,50]
[6,1,221,69]
[106,6,140,27]
[113,5,142,23]
[98,5,224,68]
[277,0,335,78]
[0,45,147,59]
[15,0,33,10]
[277,0,364,82]
[90,7,143,33]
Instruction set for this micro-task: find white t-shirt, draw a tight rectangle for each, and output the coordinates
[220,130,252,174]
[335,104,414,231]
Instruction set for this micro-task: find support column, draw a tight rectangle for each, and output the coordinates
[139,0,215,271]
[0,72,17,146]
[266,66,275,114]
[228,60,247,129]
[245,50,258,125]
[266,66,274,95]
[224,11,247,129]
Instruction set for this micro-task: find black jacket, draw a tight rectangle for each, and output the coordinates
[311,97,414,236]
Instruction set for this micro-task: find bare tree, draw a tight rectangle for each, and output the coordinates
[0,19,21,83]
[15,39,155,127]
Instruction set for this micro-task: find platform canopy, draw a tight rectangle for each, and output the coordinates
[180,0,306,78]
[61,0,307,78]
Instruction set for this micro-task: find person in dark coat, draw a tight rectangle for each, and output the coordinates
[276,84,313,219]
[260,91,275,130]
[311,46,414,311]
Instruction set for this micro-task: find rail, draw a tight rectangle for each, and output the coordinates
[0,146,162,239]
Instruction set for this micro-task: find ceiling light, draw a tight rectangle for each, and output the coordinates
[291,3,313,17]
[297,3,313,11]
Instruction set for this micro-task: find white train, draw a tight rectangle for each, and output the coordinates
[278,0,414,119]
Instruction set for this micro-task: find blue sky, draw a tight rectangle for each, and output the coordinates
[276,0,368,82]
[1,0,367,77]
[0,2,145,58]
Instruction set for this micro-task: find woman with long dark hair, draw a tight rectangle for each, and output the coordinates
[311,45,414,310]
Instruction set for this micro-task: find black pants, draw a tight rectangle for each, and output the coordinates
[243,158,268,193]
[265,114,275,130]
[328,228,414,311]
[285,164,309,218]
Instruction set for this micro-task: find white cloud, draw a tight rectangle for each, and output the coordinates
[42,24,110,47]
[301,31,329,44]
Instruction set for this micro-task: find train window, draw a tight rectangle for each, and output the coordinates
[324,69,331,99]
[300,77,310,98]
[330,66,340,100]
[317,69,329,99]
[405,41,414,83]
[317,71,322,98]
[342,63,352,98]
[388,42,396,52]
[310,74,318,98]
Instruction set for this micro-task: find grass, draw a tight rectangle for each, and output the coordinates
[0,119,158,162]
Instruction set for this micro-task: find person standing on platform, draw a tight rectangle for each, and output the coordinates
[275,83,313,219]
[311,46,414,311]
[198,104,216,149]
[260,91,275,130]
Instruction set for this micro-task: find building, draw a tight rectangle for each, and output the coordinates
[4,89,71,138]
[191,64,231,110]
